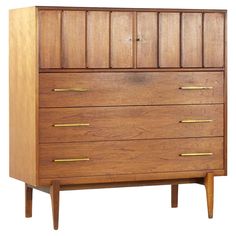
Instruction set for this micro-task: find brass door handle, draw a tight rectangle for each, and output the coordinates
[53,157,90,162]
[180,153,213,157]
[179,86,213,90]
[53,123,90,127]
[179,119,213,123]
[52,88,88,92]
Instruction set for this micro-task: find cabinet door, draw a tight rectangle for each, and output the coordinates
[39,10,61,68]
[182,13,202,67]
[204,13,224,67]
[62,11,86,68]
[159,13,180,67]
[87,11,110,68]
[137,12,158,68]
[111,12,133,68]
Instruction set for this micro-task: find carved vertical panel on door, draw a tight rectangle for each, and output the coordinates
[39,10,61,68]
[62,11,86,68]
[111,12,133,68]
[137,12,158,68]
[182,13,202,67]
[204,13,224,67]
[159,13,180,67]
[87,11,110,68]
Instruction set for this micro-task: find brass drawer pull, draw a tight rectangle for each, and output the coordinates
[180,119,213,123]
[53,88,88,92]
[53,157,90,162]
[53,123,90,127]
[180,153,213,157]
[179,86,213,90]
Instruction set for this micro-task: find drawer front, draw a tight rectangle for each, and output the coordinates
[40,104,223,143]
[39,137,224,179]
[39,72,223,107]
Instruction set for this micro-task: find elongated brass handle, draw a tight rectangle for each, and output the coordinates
[53,123,90,127]
[53,88,88,92]
[180,119,213,123]
[53,157,90,162]
[179,86,213,90]
[180,153,213,157]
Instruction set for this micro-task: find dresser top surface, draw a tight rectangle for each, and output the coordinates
[10,6,227,13]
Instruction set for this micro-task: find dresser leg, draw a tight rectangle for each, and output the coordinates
[171,184,178,208]
[204,173,214,218]
[25,184,33,218]
[50,181,60,230]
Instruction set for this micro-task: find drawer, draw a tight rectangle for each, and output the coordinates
[39,104,223,143]
[39,72,223,107]
[39,137,224,179]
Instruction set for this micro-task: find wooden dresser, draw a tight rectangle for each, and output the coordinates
[9,6,227,229]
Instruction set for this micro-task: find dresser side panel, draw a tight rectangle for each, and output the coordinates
[223,12,227,175]
[9,7,39,185]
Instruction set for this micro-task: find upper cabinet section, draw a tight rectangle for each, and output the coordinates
[38,9,226,69]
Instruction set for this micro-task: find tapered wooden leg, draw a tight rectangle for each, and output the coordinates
[204,173,214,218]
[25,184,33,218]
[50,181,60,230]
[171,184,178,208]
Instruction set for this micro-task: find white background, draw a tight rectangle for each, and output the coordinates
[0,0,235,235]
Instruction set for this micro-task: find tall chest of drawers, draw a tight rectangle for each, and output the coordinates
[9,6,227,229]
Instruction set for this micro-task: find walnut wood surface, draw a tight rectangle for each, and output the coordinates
[182,13,202,67]
[39,137,223,179]
[159,13,180,67]
[87,11,110,68]
[171,185,178,208]
[39,104,223,143]
[62,11,86,68]
[39,170,224,186]
[37,7,226,13]
[10,7,227,228]
[25,184,33,217]
[9,7,38,185]
[136,12,158,68]
[204,172,214,218]
[111,12,133,68]
[39,72,223,107]
[204,13,224,67]
[39,10,61,68]
[50,181,60,230]
[60,178,202,190]
[38,9,225,69]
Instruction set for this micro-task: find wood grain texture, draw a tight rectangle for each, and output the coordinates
[39,10,61,68]
[39,68,225,73]
[50,181,60,230]
[171,185,178,208]
[137,12,158,68]
[39,72,223,107]
[111,12,133,68]
[9,7,38,185]
[9,7,227,227]
[39,169,224,186]
[62,11,86,68]
[223,12,227,175]
[159,13,180,67]
[182,13,202,67]
[39,137,223,179]
[204,172,214,218]
[25,184,33,217]
[39,104,223,143]
[60,178,203,190]
[87,11,110,68]
[204,13,224,67]
[37,7,227,13]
